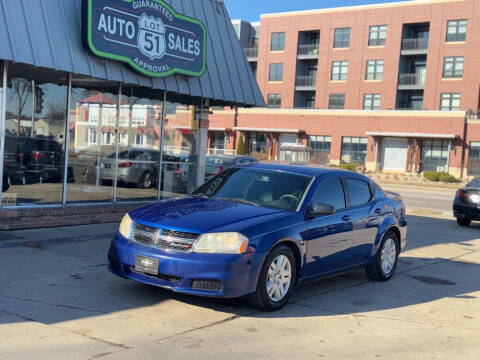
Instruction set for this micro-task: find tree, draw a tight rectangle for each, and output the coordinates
[11,79,32,135]
[236,133,245,155]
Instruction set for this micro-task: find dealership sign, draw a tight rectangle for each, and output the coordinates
[83,0,207,77]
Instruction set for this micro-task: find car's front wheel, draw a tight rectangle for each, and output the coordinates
[457,217,471,227]
[366,230,399,282]
[249,244,297,311]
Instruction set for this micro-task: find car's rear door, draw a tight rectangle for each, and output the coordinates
[343,177,385,263]
[303,176,354,277]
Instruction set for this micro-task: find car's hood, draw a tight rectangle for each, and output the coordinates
[130,197,292,234]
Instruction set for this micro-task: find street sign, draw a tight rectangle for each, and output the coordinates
[83,0,207,78]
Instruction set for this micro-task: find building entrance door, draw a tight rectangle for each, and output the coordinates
[381,138,408,171]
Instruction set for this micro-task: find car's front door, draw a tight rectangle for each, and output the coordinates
[344,177,384,263]
[303,176,354,277]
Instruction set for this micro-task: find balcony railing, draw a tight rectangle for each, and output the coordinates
[243,47,258,58]
[295,76,317,88]
[297,44,319,56]
[398,73,425,86]
[401,38,429,51]
[467,109,480,120]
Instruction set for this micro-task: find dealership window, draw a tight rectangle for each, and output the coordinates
[334,28,350,48]
[271,32,286,51]
[363,94,381,110]
[249,133,267,154]
[443,56,464,78]
[369,25,387,46]
[446,20,467,42]
[331,61,348,81]
[329,94,345,109]
[341,137,368,164]
[269,63,284,81]
[267,94,282,108]
[421,140,450,173]
[440,93,461,110]
[365,59,384,80]
[2,70,68,206]
[308,135,331,165]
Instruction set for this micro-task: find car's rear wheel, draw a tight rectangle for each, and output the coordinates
[249,244,297,311]
[457,217,471,227]
[366,230,399,282]
[138,171,152,189]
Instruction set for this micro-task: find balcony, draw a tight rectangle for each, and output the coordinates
[398,73,425,90]
[401,38,428,55]
[297,44,319,59]
[243,47,258,60]
[295,76,317,91]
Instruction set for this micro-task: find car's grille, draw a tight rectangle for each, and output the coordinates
[191,279,222,291]
[129,267,181,283]
[131,222,199,252]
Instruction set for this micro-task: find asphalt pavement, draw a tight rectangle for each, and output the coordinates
[0,214,479,359]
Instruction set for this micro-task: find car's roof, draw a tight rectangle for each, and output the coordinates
[240,162,353,177]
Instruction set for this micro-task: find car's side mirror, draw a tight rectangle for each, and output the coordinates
[308,203,335,218]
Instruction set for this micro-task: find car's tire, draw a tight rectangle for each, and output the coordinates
[138,171,152,189]
[457,217,471,227]
[249,244,297,311]
[366,230,399,282]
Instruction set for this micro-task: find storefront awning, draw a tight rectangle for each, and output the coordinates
[0,0,264,108]
[366,132,456,139]
[234,127,300,134]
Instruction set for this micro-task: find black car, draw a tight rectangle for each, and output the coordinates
[453,178,480,226]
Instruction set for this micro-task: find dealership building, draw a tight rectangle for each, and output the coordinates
[184,0,480,178]
[0,0,263,229]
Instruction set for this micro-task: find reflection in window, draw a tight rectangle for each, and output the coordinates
[3,75,67,206]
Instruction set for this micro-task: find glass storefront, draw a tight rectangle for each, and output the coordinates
[421,140,450,172]
[341,137,368,164]
[0,64,198,207]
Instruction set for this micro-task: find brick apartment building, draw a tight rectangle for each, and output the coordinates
[168,0,480,178]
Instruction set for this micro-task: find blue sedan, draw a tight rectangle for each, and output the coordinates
[108,163,407,311]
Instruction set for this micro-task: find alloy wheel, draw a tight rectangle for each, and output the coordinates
[266,254,292,302]
[380,238,397,275]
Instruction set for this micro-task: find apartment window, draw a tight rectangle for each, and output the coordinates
[271,32,286,51]
[334,28,350,48]
[329,94,345,109]
[369,25,387,46]
[87,129,97,146]
[363,94,381,110]
[267,94,282,108]
[102,132,114,145]
[305,95,316,109]
[366,59,384,80]
[135,134,146,147]
[331,61,348,81]
[269,63,284,81]
[446,20,467,42]
[440,93,461,110]
[443,56,464,78]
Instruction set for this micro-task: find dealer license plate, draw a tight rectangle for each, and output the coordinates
[135,255,159,275]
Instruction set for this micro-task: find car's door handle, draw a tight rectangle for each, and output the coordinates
[341,215,352,222]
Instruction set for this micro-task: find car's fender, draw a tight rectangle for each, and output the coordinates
[370,216,401,258]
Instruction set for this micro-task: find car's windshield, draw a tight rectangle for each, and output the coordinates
[467,178,480,187]
[192,168,312,211]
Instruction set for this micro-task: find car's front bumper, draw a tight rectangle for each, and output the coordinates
[108,235,263,298]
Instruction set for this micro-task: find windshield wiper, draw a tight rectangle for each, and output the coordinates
[216,197,259,206]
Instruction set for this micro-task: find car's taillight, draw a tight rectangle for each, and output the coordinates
[118,162,132,168]
[456,190,467,200]
[175,167,182,174]
[32,151,44,161]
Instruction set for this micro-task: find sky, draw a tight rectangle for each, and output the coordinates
[224,0,412,22]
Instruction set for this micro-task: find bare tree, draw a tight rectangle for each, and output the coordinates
[11,79,32,135]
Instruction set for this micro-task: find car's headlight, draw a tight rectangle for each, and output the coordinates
[193,232,249,254]
[119,213,133,239]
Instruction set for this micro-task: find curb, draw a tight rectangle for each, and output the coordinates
[406,207,452,219]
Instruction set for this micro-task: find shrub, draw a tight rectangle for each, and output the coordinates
[423,171,440,182]
[439,172,457,183]
[236,134,244,155]
[338,163,361,171]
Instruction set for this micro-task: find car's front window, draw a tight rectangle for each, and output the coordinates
[192,168,312,211]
